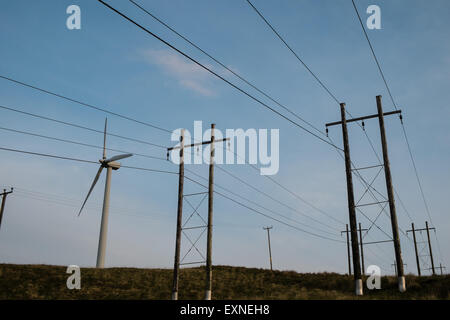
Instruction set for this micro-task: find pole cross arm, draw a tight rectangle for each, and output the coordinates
[326,110,402,127]
[407,227,436,232]
[167,137,230,151]
[0,188,14,196]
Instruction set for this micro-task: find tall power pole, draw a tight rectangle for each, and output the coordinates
[168,125,229,300]
[337,103,363,295]
[263,226,273,271]
[0,188,13,230]
[376,95,406,292]
[406,223,422,276]
[326,96,406,293]
[205,123,215,301]
[171,129,185,300]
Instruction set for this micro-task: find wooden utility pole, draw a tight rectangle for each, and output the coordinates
[168,124,228,300]
[263,226,273,271]
[438,264,446,275]
[205,123,215,300]
[406,222,436,276]
[339,103,363,295]
[341,223,367,276]
[376,95,406,292]
[326,96,406,293]
[345,224,351,275]
[425,221,435,275]
[0,188,13,230]
[406,223,421,276]
[358,223,368,275]
[171,129,185,300]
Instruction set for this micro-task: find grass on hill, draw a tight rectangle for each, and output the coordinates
[0,264,449,299]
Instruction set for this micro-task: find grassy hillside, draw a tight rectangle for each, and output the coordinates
[0,264,448,299]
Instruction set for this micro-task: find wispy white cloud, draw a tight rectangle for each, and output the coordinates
[141,49,216,97]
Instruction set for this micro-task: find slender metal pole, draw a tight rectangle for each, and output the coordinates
[172,129,185,300]
[359,223,365,275]
[425,221,435,275]
[411,223,421,276]
[345,224,352,275]
[205,124,215,300]
[376,95,405,292]
[96,165,112,268]
[264,226,273,271]
[340,103,363,295]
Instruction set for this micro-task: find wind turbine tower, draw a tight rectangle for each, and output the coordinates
[78,118,133,268]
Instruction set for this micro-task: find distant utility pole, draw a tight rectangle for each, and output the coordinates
[341,223,367,276]
[358,223,368,275]
[425,221,435,276]
[406,221,436,276]
[326,95,406,293]
[263,226,273,271]
[0,188,13,230]
[169,124,229,301]
[341,224,352,275]
[392,262,407,277]
[438,264,446,275]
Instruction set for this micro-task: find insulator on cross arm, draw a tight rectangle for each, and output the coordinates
[399,114,403,124]
[326,128,329,137]
[362,121,365,131]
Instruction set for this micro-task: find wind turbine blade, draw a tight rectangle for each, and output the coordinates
[103,118,107,160]
[105,153,133,163]
[78,166,104,216]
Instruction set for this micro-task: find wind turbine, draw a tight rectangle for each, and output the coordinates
[78,118,132,268]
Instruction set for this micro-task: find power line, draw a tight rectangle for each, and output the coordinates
[128,0,327,138]
[2,102,342,234]
[350,0,442,261]
[245,0,340,105]
[216,143,345,226]
[243,0,410,234]
[185,167,338,237]
[2,123,346,236]
[215,165,340,232]
[0,104,167,149]
[0,146,177,175]
[0,74,172,134]
[95,0,342,150]
[350,0,397,111]
[0,126,166,161]
[183,175,345,243]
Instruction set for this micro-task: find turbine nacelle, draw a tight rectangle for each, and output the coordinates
[99,153,133,170]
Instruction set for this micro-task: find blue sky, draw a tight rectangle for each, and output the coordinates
[0,0,449,276]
